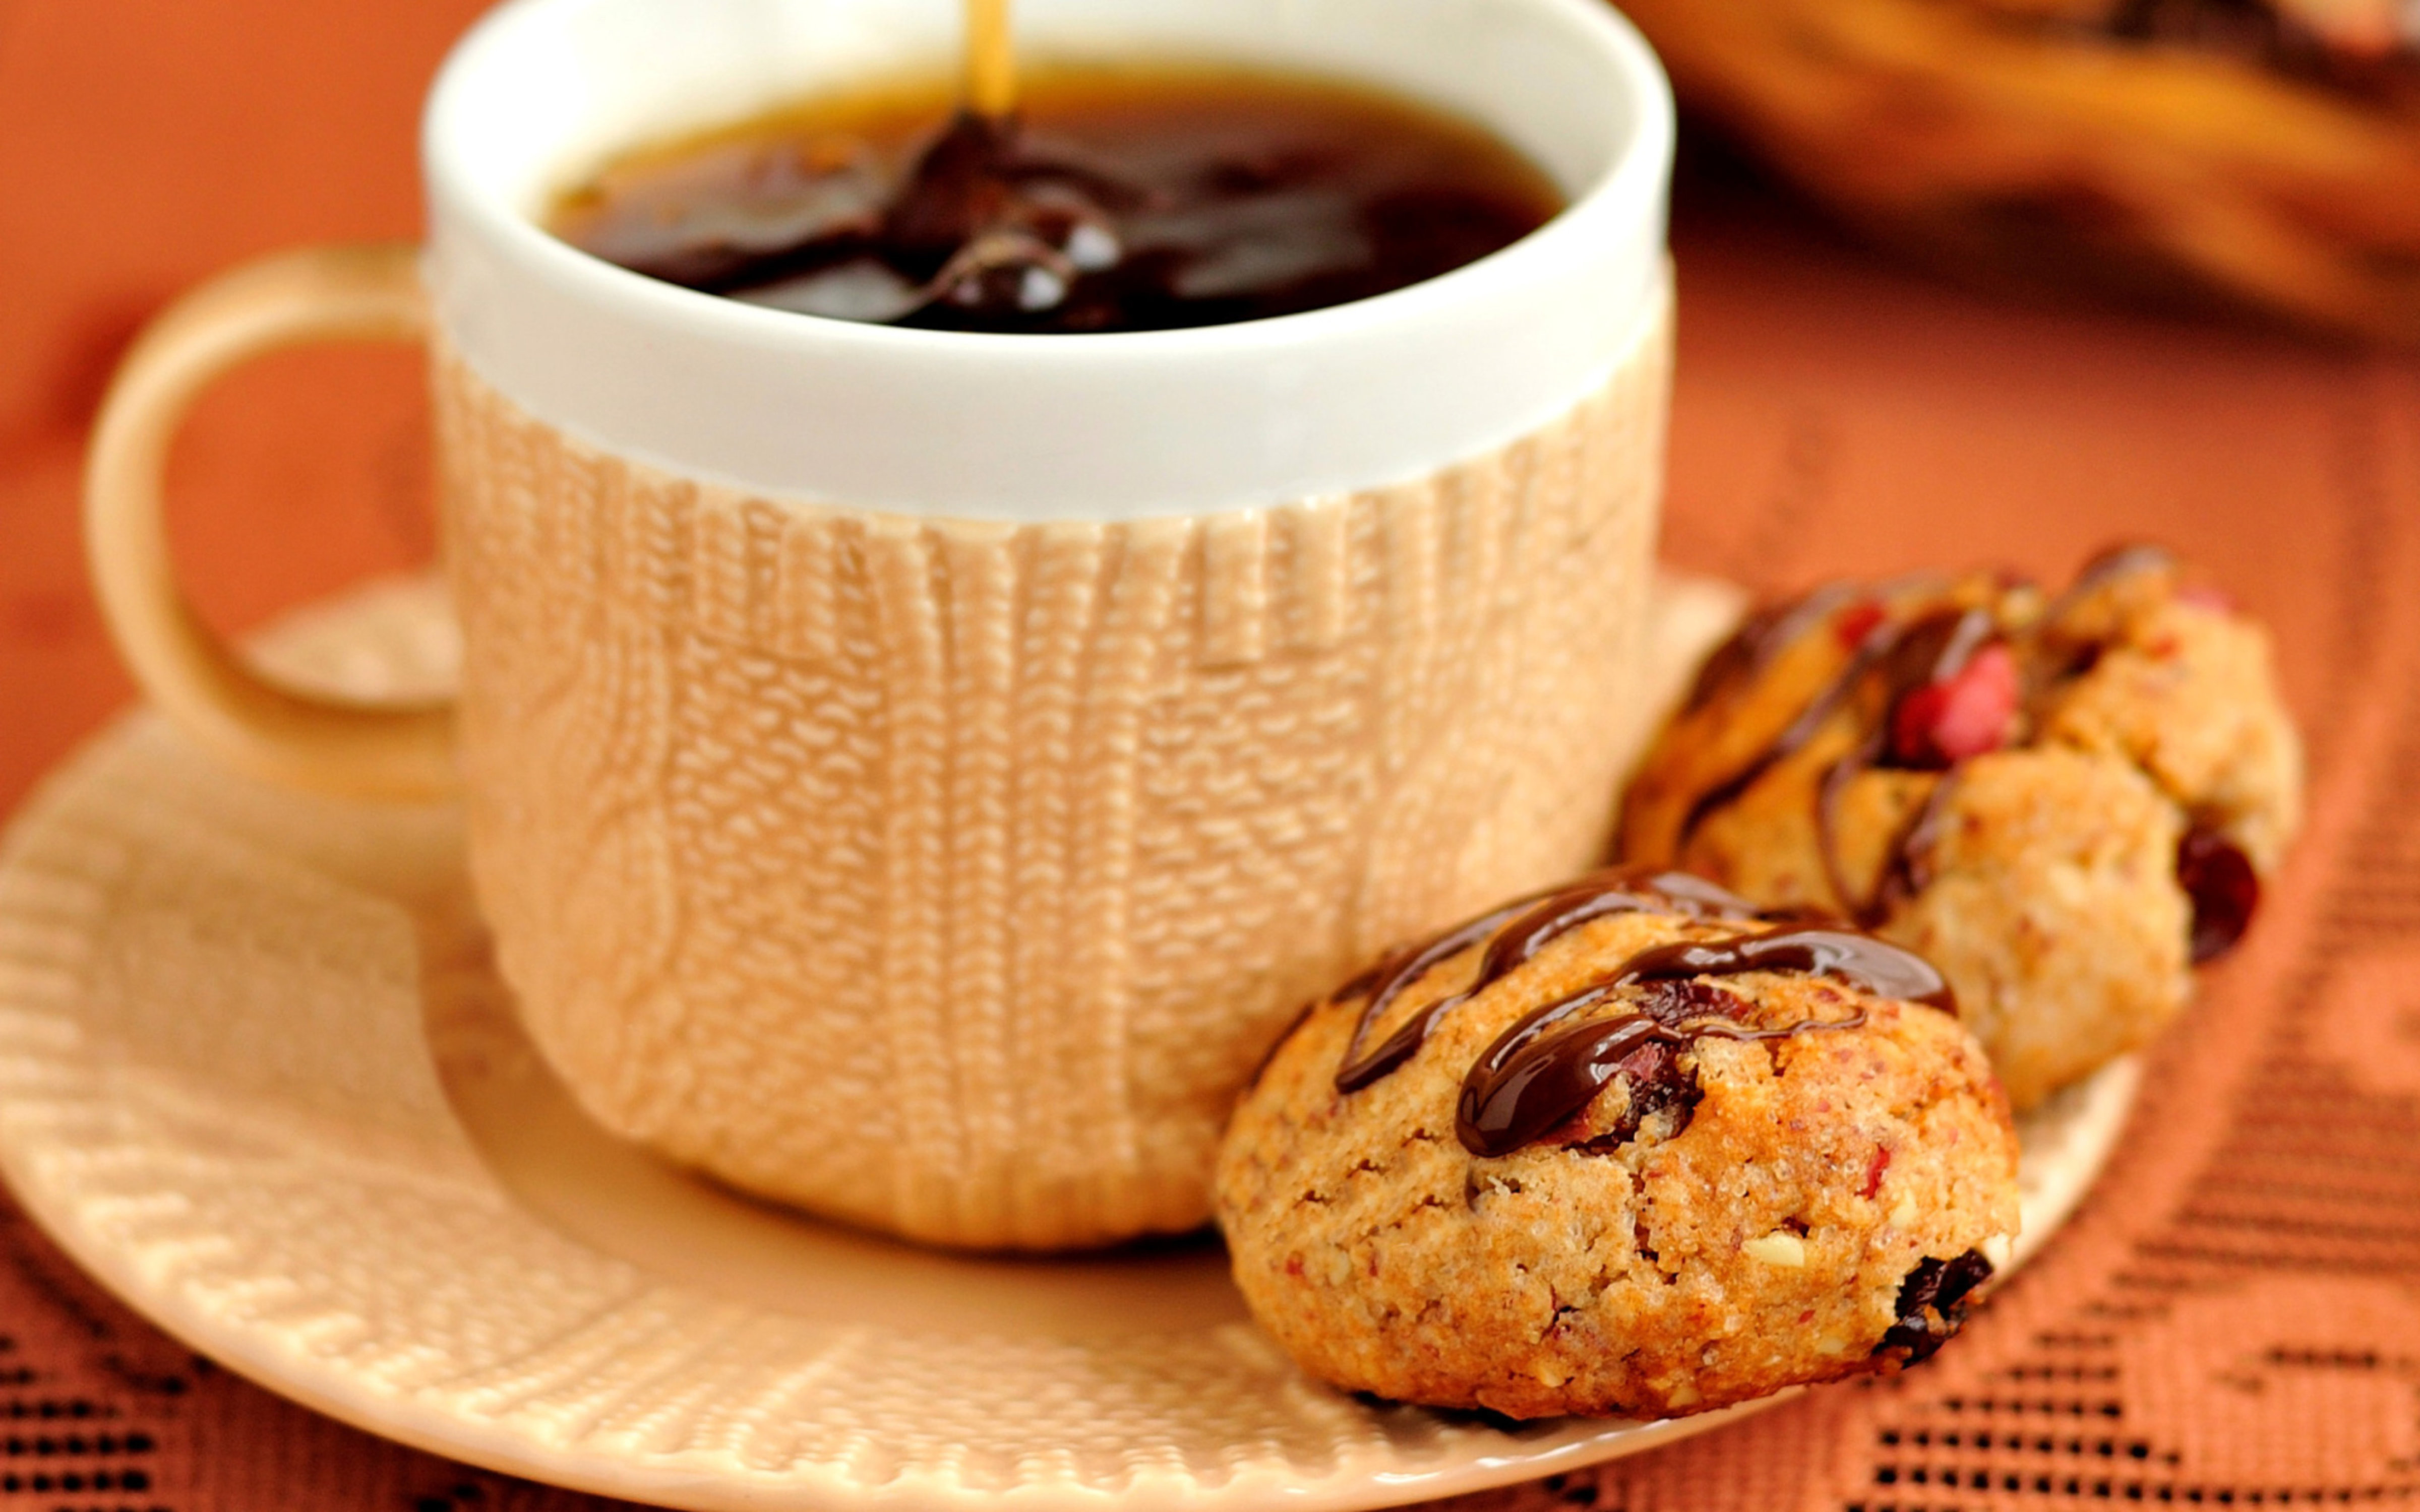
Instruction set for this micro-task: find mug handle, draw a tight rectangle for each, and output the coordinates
[83,242,458,801]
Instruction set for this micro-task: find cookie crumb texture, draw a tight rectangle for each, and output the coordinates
[1214,906,2020,1421]
[1620,548,2304,1111]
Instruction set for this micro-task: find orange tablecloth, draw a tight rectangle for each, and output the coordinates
[4,3,2419,1508]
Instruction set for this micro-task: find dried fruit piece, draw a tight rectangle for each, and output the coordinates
[1874,1249,1994,1364]
[1564,1037,1701,1152]
[2177,825,2260,964]
[1860,1143,1892,1200]
[1889,642,2019,769]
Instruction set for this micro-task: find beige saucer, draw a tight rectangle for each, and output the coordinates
[0,577,2139,1512]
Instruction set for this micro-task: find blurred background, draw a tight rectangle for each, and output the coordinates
[1642,0,2420,346]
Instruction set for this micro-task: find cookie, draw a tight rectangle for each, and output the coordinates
[1215,869,2020,1421]
[1619,546,2303,1110]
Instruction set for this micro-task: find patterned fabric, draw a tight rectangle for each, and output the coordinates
[1,2,2416,1508]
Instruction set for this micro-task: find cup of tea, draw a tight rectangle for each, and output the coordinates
[83,0,1675,1250]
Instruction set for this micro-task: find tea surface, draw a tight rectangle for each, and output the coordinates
[548,66,1565,334]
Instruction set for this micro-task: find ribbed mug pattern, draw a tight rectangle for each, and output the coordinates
[433,288,1672,1249]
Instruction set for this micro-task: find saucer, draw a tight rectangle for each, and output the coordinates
[0,577,2139,1512]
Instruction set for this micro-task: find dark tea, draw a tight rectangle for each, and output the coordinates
[548,65,1566,335]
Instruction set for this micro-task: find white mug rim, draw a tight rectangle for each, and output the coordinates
[419,0,1676,519]
[425,0,1672,359]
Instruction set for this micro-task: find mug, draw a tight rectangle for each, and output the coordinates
[84,0,1676,1250]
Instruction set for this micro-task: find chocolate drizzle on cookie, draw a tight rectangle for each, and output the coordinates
[1452,925,1949,1156]
[1611,925,1956,1009]
[1681,598,2020,928]
[1814,607,2007,921]
[1333,868,1762,1094]
[1455,979,1755,1157]
[1678,582,1868,715]
[1317,866,1956,1157]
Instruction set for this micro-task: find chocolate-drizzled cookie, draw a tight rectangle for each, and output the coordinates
[1620,547,2303,1110]
[1215,870,2019,1420]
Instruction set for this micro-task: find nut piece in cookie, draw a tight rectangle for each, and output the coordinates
[1619,546,2303,1110]
[1215,869,2020,1421]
